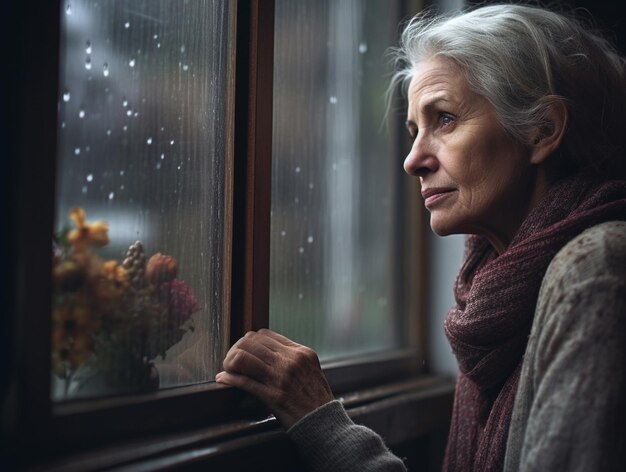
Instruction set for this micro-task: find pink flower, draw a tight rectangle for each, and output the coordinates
[158,279,199,325]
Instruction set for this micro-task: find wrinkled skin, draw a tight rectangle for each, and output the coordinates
[216,329,334,429]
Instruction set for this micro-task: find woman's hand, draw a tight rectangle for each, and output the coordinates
[215,329,334,429]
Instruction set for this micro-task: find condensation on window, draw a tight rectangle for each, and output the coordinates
[270,0,407,361]
[52,0,231,400]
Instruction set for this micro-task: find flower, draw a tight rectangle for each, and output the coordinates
[52,208,199,394]
[67,207,109,248]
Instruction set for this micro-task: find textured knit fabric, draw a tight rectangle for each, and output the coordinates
[288,399,407,471]
[443,176,626,472]
[287,221,626,472]
[503,221,626,471]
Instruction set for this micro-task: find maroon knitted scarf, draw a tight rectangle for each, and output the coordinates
[442,175,626,472]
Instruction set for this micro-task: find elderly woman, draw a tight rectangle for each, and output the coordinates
[216,4,626,471]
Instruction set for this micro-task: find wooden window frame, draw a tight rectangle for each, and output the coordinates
[2,0,454,469]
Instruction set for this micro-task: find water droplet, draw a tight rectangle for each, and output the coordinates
[156,162,162,170]
[123,125,128,131]
[307,236,314,244]
[146,137,152,145]
[106,129,111,136]
[332,163,338,171]
[129,58,135,67]
[295,166,301,173]
[74,147,81,155]
[182,64,189,71]
[177,165,181,170]
[81,186,88,194]
[85,146,90,152]
[123,99,128,107]
[61,122,66,128]
[358,42,368,54]
[299,247,304,254]
[134,111,139,117]
[157,43,161,48]
[280,230,287,237]
[309,183,314,189]
[180,45,186,53]
[108,192,114,200]
[120,170,124,176]
[124,21,130,29]
[377,297,388,307]
[78,109,85,118]
[63,91,70,102]
[103,62,109,77]
[170,139,175,145]
[126,110,132,116]
[85,57,92,70]
[153,34,158,40]
[298,293,304,300]
[120,184,125,190]
[85,41,92,54]
[160,153,165,159]
[329,96,338,104]
[294,197,300,204]
[66,4,72,15]
[86,174,93,182]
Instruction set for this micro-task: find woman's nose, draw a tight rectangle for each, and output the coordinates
[403,134,439,176]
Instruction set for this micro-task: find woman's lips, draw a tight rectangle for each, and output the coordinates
[421,187,456,208]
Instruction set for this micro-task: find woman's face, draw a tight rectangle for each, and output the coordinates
[405,57,540,252]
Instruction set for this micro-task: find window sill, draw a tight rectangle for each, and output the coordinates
[27,375,455,471]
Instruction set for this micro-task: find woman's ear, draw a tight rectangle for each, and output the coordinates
[529,97,568,165]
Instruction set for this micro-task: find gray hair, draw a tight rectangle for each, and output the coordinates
[390,4,626,179]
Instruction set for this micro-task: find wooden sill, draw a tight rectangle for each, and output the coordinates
[27,375,455,471]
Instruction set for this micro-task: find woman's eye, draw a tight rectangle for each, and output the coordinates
[439,113,454,127]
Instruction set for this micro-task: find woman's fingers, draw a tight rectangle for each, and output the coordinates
[217,330,334,429]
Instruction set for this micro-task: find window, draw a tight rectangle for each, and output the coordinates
[270,0,416,361]
[4,0,451,469]
[52,0,232,400]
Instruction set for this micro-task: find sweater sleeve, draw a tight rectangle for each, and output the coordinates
[505,221,626,471]
[287,400,407,472]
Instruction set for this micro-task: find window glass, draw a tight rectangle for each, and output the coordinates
[52,0,231,400]
[270,0,410,360]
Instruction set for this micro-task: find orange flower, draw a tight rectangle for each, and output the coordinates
[68,207,110,248]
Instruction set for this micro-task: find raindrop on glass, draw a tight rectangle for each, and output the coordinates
[106,129,111,136]
[74,147,81,155]
[85,41,92,54]
[85,57,92,70]
[86,174,93,182]
[126,110,132,116]
[66,4,72,15]
[123,125,128,131]
[108,192,115,200]
[329,96,338,104]
[280,230,287,237]
[307,236,314,244]
[358,42,368,54]
[156,162,162,170]
[160,153,165,160]
[124,21,130,29]
[146,137,152,145]
[134,111,139,117]
[78,109,85,118]
[298,293,304,300]
[180,45,186,53]
[309,183,314,189]
[182,64,189,71]
[177,165,181,170]
[103,63,109,77]
[153,34,158,40]
[123,99,128,107]
[61,122,66,128]
[157,43,161,48]
[295,166,301,173]
[120,170,124,176]
[129,58,135,67]
[170,139,175,145]
[82,186,88,194]
[299,247,304,254]
[62,91,70,102]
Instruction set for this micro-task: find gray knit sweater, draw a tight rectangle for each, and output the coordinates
[287,221,626,471]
